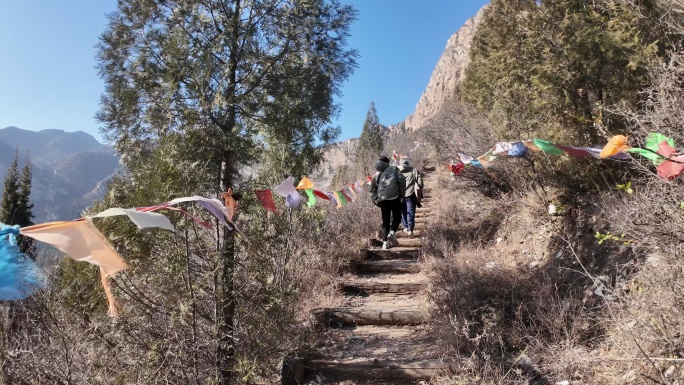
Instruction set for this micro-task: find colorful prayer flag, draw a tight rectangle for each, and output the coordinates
[296,176,314,190]
[286,191,302,209]
[255,190,278,213]
[274,176,298,197]
[600,135,630,159]
[656,141,684,180]
[304,189,316,207]
[532,139,564,155]
[0,224,47,301]
[313,190,330,200]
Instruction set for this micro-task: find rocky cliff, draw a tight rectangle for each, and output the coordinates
[401,6,486,132]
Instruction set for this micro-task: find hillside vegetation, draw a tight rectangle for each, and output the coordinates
[417,0,684,383]
[1,1,683,384]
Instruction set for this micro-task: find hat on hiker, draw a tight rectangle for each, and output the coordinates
[401,159,410,167]
[378,156,390,164]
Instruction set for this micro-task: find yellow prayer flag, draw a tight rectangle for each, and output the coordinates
[600,135,630,159]
[296,176,314,190]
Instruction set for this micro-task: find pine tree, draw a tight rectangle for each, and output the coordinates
[356,102,383,174]
[96,1,357,383]
[0,150,35,255]
[0,150,20,225]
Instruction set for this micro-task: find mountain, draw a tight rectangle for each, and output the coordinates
[400,6,486,132]
[0,127,120,223]
[315,7,486,179]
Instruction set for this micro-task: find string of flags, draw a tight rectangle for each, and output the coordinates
[447,132,684,181]
[0,174,371,316]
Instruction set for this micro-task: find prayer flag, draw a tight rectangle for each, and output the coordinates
[341,188,353,203]
[532,139,565,154]
[326,192,338,205]
[335,191,347,208]
[286,191,302,209]
[274,176,297,197]
[600,135,630,159]
[91,208,174,231]
[655,141,684,180]
[450,163,465,175]
[255,190,278,213]
[305,189,317,207]
[296,176,314,190]
[0,224,47,300]
[458,153,474,164]
[21,220,128,276]
[168,196,233,230]
[221,188,239,222]
[313,190,330,200]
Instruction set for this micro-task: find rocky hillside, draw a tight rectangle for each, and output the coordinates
[401,6,486,132]
[0,126,120,223]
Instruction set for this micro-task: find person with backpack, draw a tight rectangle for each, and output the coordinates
[370,156,406,250]
[399,159,423,237]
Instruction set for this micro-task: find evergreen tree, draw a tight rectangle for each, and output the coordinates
[0,150,35,254]
[356,102,383,174]
[460,0,659,144]
[96,1,357,383]
[0,150,20,225]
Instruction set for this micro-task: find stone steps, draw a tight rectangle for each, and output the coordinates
[284,166,440,385]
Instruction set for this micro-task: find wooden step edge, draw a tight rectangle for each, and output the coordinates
[363,248,421,260]
[352,260,422,274]
[341,281,427,295]
[282,357,445,384]
[368,238,422,248]
[311,307,430,327]
[306,358,445,381]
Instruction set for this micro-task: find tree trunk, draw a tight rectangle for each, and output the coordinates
[217,149,237,385]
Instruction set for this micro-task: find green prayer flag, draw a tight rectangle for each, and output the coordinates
[628,132,677,165]
[305,189,316,207]
[627,148,663,164]
[532,138,565,155]
[335,191,347,207]
[645,132,675,152]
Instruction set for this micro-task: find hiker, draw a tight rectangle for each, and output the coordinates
[400,159,423,236]
[370,156,406,250]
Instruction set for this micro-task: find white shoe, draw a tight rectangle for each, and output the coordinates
[408,230,414,237]
[388,231,398,246]
[403,228,410,234]
[382,241,389,250]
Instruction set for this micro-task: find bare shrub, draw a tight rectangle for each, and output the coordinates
[591,50,684,383]
[0,189,379,384]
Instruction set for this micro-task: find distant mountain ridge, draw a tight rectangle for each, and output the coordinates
[0,126,120,223]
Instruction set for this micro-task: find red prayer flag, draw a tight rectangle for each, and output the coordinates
[255,190,278,213]
[341,189,353,202]
[656,141,684,181]
[450,163,465,175]
[313,190,330,200]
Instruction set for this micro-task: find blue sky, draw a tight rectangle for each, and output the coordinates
[0,1,488,143]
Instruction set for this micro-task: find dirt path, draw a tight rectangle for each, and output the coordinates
[283,168,444,384]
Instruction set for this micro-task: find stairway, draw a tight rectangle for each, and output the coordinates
[283,169,443,384]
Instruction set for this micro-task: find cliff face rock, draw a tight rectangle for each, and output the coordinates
[402,6,486,131]
[311,138,358,186]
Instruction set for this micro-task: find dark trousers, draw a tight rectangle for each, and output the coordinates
[401,195,417,231]
[379,198,402,241]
